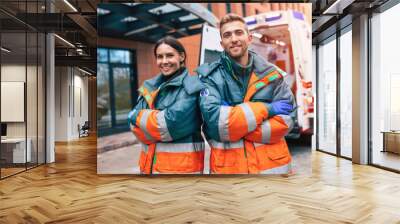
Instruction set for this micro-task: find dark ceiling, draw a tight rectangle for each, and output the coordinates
[0,0,396,75]
[97,3,206,43]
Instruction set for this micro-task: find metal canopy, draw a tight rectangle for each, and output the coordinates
[311,0,391,44]
[98,3,216,43]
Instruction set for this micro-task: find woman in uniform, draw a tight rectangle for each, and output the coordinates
[128,36,204,174]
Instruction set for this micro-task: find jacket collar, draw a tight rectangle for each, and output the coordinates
[218,50,277,81]
[250,50,277,79]
[142,68,188,92]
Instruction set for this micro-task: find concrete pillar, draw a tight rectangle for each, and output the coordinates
[46,0,55,163]
[352,14,369,164]
[46,33,55,163]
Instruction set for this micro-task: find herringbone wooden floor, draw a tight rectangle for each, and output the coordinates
[1,135,400,224]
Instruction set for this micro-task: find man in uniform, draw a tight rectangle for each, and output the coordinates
[197,13,296,174]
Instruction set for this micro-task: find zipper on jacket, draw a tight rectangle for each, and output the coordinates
[150,152,156,174]
[243,142,247,158]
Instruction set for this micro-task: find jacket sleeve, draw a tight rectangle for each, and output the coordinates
[245,76,296,143]
[128,96,157,144]
[199,77,270,142]
[130,93,201,142]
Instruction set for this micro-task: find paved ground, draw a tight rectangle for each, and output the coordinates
[97,132,311,175]
[97,131,137,154]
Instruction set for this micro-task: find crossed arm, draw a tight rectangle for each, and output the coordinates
[199,78,295,143]
[129,95,200,144]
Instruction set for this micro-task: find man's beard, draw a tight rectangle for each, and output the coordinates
[229,46,247,59]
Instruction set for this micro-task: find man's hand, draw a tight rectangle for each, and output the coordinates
[267,100,293,117]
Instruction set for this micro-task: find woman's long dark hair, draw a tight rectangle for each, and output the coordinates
[154,36,187,67]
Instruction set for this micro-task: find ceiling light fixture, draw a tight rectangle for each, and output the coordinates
[322,0,355,15]
[63,0,78,12]
[54,34,75,48]
[78,67,93,76]
[124,24,158,36]
[1,47,11,53]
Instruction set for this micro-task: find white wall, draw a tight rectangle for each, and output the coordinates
[54,66,89,141]
[55,66,68,141]
[1,65,28,138]
[1,63,46,164]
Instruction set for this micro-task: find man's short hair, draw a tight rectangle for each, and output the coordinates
[219,13,248,32]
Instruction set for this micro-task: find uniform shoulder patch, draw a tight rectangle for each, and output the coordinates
[199,88,209,97]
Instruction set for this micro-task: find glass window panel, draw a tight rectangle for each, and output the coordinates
[27,31,38,168]
[97,48,108,63]
[371,4,400,171]
[110,49,130,64]
[97,63,112,129]
[38,33,45,165]
[1,31,27,177]
[340,29,352,158]
[318,37,337,154]
[112,67,132,125]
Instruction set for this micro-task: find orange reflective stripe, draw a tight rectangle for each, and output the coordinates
[139,150,147,172]
[244,125,263,143]
[244,72,259,101]
[269,116,289,143]
[131,126,153,144]
[153,151,204,173]
[149,89,159,109]
[145,110,162,140]
[247,102,269,122]
[227,105,248,140]
[245,120,272,144]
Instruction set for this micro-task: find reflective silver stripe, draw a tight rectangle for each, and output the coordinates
[253,142,264,147]
[141,143,149,153]
[218,106,231,141]
[208,139,244,149]
[238,103,257,132]
[277,115,294,133]
[156,110,173,142]
[260,162,292,174]
[193,142,205,152]
[139,110,154,141]
[156,142,204,153]
[261,120,271,143]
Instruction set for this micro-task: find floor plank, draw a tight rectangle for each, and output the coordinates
[1,135,400,223]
